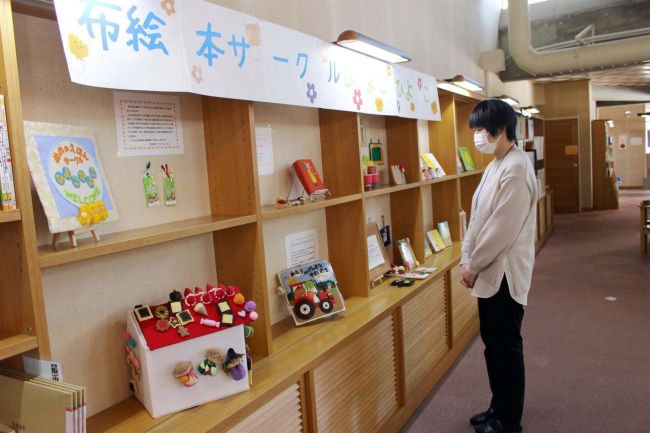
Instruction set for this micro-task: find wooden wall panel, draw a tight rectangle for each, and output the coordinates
[402,276,448,396]
[313,314,398,433]
[226,383,304,433]
[450,266,478,344]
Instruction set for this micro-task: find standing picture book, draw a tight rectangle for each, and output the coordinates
[23,122,119,235]
[458,147,476,171]
[437,221,453,247]
[292,159,329,196]
[0,96,16,210]
[426,229,447,253]
[277,259,346,325]
[396,238,418,270]
[420,153,446,178]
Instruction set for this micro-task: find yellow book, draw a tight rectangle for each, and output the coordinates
[426,229,447,253]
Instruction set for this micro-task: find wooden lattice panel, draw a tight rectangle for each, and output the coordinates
[402,276,448,396]
[312,315,398,433]
[227,383,304,433]
[450,266,478,343]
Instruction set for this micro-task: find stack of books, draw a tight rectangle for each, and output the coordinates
[0,367,86,433]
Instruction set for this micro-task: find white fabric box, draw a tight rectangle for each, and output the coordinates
[126,312,249,418]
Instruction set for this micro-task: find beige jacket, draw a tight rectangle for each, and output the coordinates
[460,147,537,305]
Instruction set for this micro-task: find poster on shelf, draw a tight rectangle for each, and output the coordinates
[255,126,274,175]
[52,0,440,121]
[285,229,318,268]
[23,122,119,234]
[114,91,184,156]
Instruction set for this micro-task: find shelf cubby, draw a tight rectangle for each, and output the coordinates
[430,179,461,243]
[428,93,459,175]
[0,331,38,361]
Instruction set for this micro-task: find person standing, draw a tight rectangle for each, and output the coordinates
[459,99,538,433]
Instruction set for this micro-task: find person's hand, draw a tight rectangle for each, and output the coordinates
[459,266,477,289]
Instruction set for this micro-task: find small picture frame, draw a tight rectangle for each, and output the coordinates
[396,238,418,270]
[366,223,391,286]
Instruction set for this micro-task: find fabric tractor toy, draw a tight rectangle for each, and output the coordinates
[288,279,335,320]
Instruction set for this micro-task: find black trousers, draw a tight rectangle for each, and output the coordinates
[478,276,525,427]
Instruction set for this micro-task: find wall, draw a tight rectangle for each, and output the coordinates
[537,80,593,209]
[598,104,647,187]
[14,0,506,417]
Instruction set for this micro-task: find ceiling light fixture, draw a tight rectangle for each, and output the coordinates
[497,95,520,106]
[336,30,411,63]
[444,75,485,93]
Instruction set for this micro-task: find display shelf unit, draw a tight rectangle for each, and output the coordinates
[38,214,258,268]
[0,0,49,363]
[0,209,20,223]
[1,2,556,431]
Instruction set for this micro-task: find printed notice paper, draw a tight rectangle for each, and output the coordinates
[114,91,184,156]
[285,229,318,268]
[255,127,274,175]
[367,234,386,270]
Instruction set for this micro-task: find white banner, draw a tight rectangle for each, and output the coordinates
[53,0,440,121]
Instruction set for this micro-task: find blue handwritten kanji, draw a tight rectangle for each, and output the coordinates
[196,23,225,67]
[328,61,340,83]
[78,0,121,51]
[273,56,289,63]
[295,52,308,78]
[126,6,169,55]
[227,35,250,68]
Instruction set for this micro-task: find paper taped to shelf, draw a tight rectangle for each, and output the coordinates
[52,0,440,121]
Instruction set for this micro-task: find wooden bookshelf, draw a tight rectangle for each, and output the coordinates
[363,182,421,198]
[0,209,20,223]
[38,214,257,269]
[420,174,458,186]
[458,169,485,178]
[0,331,38,361]
[261,193,362,219]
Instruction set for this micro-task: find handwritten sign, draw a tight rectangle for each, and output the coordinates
[114,91,184,156]
[53,0,440,121]
[285,229,318,268]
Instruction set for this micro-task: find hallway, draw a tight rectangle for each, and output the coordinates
[402,190,650,433]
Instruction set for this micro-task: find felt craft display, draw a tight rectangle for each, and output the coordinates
[135,284,258,351]
[173,362,198,387]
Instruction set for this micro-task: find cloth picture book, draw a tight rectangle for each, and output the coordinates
[420,153,446,177]
[277,259,346,326]
[426,229,447,253]
[458,147,476,172]
[437,221,453,246]
[0,96,16,210]
[292,159,328,196]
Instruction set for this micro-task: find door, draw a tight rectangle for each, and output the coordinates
[545,119,580,213]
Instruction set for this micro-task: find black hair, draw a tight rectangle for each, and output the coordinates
[468,99,517,141]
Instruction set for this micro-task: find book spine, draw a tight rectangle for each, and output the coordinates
[0,96,16,211]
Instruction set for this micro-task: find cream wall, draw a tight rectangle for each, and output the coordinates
[538,80,594,209]
[14,1,506,416]
[598,104,646,188]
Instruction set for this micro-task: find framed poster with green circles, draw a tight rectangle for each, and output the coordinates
[24,121,118,235]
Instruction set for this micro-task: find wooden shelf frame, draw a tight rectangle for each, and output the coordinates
[0,331,38,361]
[363,182,421,198]
[38,214,258,269]
[261,193,362,219]
[0,208,20,223]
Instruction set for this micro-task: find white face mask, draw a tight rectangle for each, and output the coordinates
[473,130,498,154]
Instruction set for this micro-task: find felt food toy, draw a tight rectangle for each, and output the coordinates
[173,361,198,387]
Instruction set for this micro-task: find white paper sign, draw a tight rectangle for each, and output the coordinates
[285,229,318,268]
[22,356,64,381]
[631,136,643,146]
[367,234,386,270]
[114,91,184,156]
[255,126,274,175]
[53,0,441,121]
